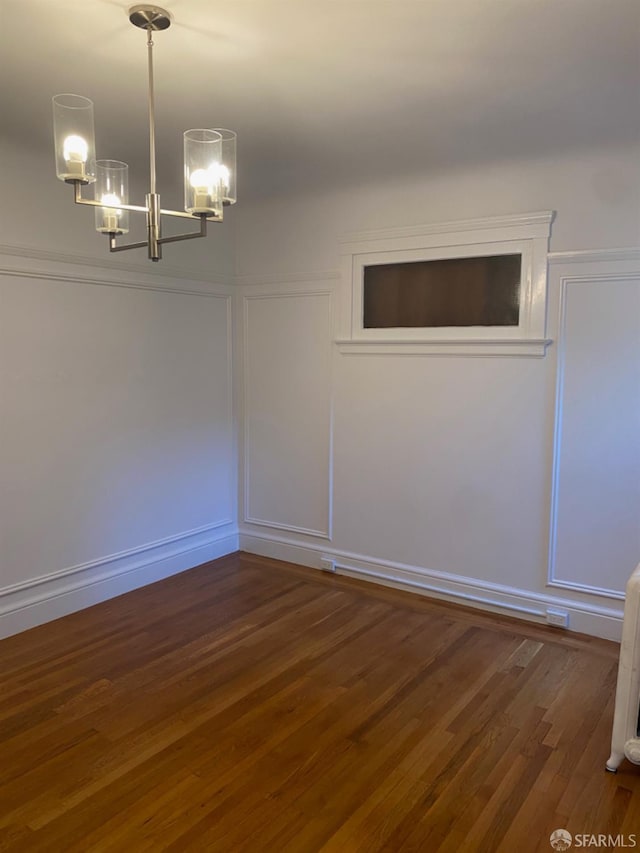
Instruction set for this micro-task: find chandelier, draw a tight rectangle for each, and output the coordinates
[52,4,236,262]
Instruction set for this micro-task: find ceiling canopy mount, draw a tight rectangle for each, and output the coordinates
[128,5,172,32]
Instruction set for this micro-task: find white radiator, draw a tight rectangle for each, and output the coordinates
[607,563,640,772]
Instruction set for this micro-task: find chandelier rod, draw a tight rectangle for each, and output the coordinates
[146,26,157,197]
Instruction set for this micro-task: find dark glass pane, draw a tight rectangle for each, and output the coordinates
[363,254,521,328]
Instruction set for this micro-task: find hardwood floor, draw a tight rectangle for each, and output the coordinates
[1,552,638,852]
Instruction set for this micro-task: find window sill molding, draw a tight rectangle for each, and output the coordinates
[336,338,552,357]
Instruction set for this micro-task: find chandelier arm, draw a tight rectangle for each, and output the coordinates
[76,198,150,214]
[158,216,208,245]
[160,207,221,220]
[73,181,148,213]
[73,181,219,220]
[108,216,207,253]
[108,237,150,252]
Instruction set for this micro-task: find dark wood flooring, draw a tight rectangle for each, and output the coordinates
[1,551,638,851]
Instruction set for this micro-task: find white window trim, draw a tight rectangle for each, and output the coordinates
[337,211,555,357]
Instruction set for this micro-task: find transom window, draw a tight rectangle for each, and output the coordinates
[338,211,554,357]
[363,253,522,329]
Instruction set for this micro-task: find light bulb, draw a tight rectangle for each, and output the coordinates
[190,164,229,192]
[63,135,89,178]
[101,192,122,212]
[100,192,122,232]
[189,166,218,212]
[190,167,214,194]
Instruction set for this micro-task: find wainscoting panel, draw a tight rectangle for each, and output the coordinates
[0,247,237,636]
[549,267,640,598]
[243,290,333,538]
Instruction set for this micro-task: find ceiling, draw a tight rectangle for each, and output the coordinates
[2,0,639,201]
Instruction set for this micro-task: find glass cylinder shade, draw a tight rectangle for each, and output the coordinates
[212,129,237,205]
[52,94,96,183]
[94,160,129,234]
[184,129,223,218]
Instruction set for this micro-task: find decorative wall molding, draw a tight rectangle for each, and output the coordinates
[547,578,625,601]
[0,241,233,287]
[241,289,334,540]
[547,250,640,600]
[221,292,237,521]
[241,289,336,301]
[236,269,340,287]
[548,247,640,265]
[239,530,624,642]
[0,521,232,600]
[4,238,636,285]
[0,261,233,299]
[243,518,331,540]
[340,211,556,246]
[0,523,238,640]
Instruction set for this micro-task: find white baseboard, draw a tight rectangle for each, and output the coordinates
[240,530,624,642]
[0,525,239,640]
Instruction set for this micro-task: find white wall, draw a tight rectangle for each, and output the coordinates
[0,136,238,638]
[2,131,638,642]
[237,143,639,276]
[237,143,640,641]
